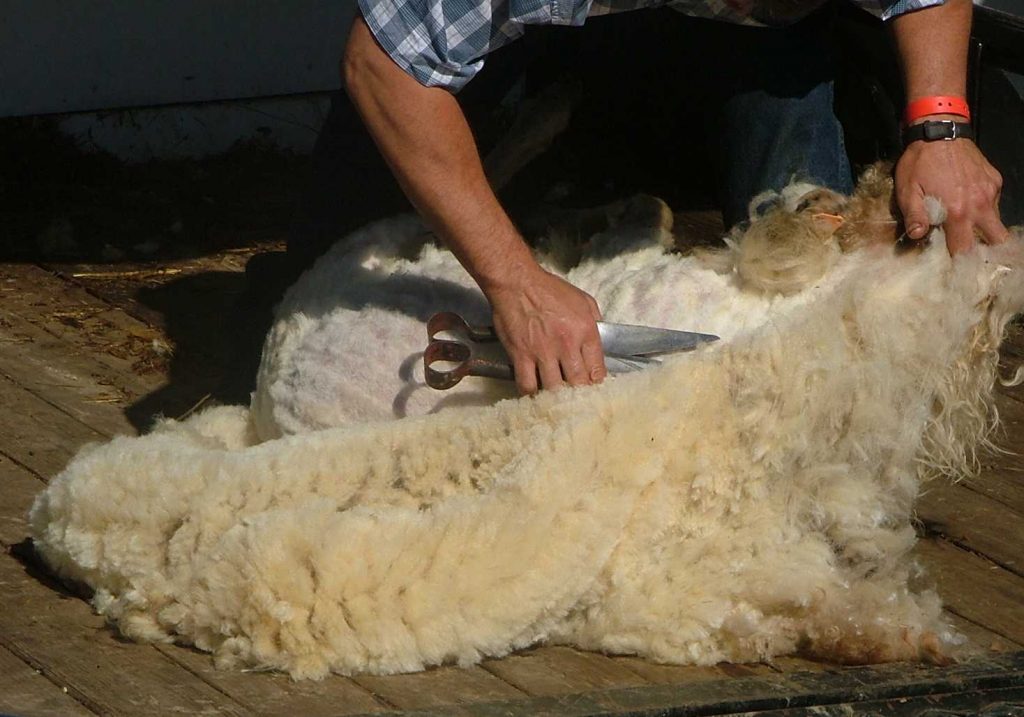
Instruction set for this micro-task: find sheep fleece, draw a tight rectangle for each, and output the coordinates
[30,218,1024,679]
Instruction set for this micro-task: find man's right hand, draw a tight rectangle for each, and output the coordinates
[344,15,604,394]
[485,266,607,395]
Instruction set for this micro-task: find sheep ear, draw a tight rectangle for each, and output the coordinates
[810,212,845,234]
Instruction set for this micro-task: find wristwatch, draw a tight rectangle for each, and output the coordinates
[902,119,975,148]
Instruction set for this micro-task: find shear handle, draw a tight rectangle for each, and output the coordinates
[427,312,499,343]
[424,339,513,390]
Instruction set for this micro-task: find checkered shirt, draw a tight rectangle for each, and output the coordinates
[358,0,945,91]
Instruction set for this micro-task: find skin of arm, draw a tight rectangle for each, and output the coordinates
[342,16,606,394]
[891,0,1010,254]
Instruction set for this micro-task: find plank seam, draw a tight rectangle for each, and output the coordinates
[0,634,109,716]
[602,655,658,683]
[478,661,540,696]
[2,306,159,398]
[0,640,103,716]
[945,606,1023,651]
[345,679,412,711]
[334,679,400,711]
[0,368,115,441]
[960,475,1024,514]
[948,610,1024,650]
[34,265,156,332]
[157,644,399,713]
[923,529,1024,581]
[153,645,262,714]
[0,447,49,484]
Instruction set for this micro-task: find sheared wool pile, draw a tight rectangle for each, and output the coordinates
[30,175,1024,680]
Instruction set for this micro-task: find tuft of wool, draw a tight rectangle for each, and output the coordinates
[28,181,1024,680]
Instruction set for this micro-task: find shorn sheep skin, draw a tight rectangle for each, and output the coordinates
[30,172,1024,679]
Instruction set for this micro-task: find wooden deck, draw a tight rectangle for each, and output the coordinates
[2,245,1024,716]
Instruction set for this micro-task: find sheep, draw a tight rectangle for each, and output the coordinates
[29,168,1024,680]
[250,166,897,439]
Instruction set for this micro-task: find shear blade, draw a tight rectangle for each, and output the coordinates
[597,321,719,357]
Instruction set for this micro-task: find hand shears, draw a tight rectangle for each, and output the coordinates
[423,312,719,390]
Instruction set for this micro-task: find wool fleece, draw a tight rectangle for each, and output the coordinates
[30,193,1024,679]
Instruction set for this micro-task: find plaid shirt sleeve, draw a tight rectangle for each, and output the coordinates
[357,0,524,91]
[847,0,946,20]
[357,0,950,92]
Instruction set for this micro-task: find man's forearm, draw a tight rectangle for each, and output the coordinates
[342,16,538,294]
[891,0,971,105]
[889,0,1007,252]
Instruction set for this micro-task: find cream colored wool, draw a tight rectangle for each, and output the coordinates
[29,189,1024,680]
[250,190,856,437]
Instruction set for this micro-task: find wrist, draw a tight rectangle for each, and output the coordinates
[471,238,544,298]
[901,118,974,149]
[907,112,969,126]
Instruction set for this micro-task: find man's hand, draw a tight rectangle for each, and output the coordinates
[486,267,606,395]
[890,0,1009,255]
[895,134,1008,255]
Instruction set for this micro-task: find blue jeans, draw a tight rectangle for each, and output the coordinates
[703,5,854,225]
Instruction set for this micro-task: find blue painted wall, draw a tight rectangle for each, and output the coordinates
[0,1,357,117]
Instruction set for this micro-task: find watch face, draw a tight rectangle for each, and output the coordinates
[923,121,956,141]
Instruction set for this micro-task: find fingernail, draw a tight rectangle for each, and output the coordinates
[908,224,924,239]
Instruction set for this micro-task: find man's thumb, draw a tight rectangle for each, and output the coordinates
[903,198,931,241]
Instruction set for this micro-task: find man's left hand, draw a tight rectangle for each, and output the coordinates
[895,134,1009,255]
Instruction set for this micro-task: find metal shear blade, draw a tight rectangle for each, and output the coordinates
[424,312,718,390]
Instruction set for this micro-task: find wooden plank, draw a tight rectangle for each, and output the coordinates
[962,464,1024,516]
[762,656,838,674]
[0,309,144,437]
[481,646,648,697]
[613,657,777,685]
[353,665,525,710]
[0,453,46,548]
[0,549,249,717]
[917,481,1024,576]
[394,654,1024,717]
[945,611,1023,654]
[159,645,389,716]
[0,642,98,717]
[0,263,213,426]
[915,537,1024,645]
[952,393,1024,512]
[0,353,390,716]
[0,374,105,480]
[0,263,168,381]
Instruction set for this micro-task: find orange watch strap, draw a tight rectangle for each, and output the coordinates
[904,96,971,124]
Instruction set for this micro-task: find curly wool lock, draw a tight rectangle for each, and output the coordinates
[29,175,1024,679]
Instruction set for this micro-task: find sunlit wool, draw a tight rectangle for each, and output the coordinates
[30,178,1024,679]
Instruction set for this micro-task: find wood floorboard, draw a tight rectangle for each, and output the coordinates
[944,610,1023,654]
[0,641,98,717]
[0,263,211,424]
[353,665,526,710]
[917,481,1024,576]
[915,538,1024,645]
[0,264,167,382]
[0,373,106,480]
[158,644,390,716]
[0,453,46,548]
[2,260,1023,713]
[612,657,777,684]
[0,307,144,438]
[0,341,396,715]
[481,646,648,697]
[0,550,249,717]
